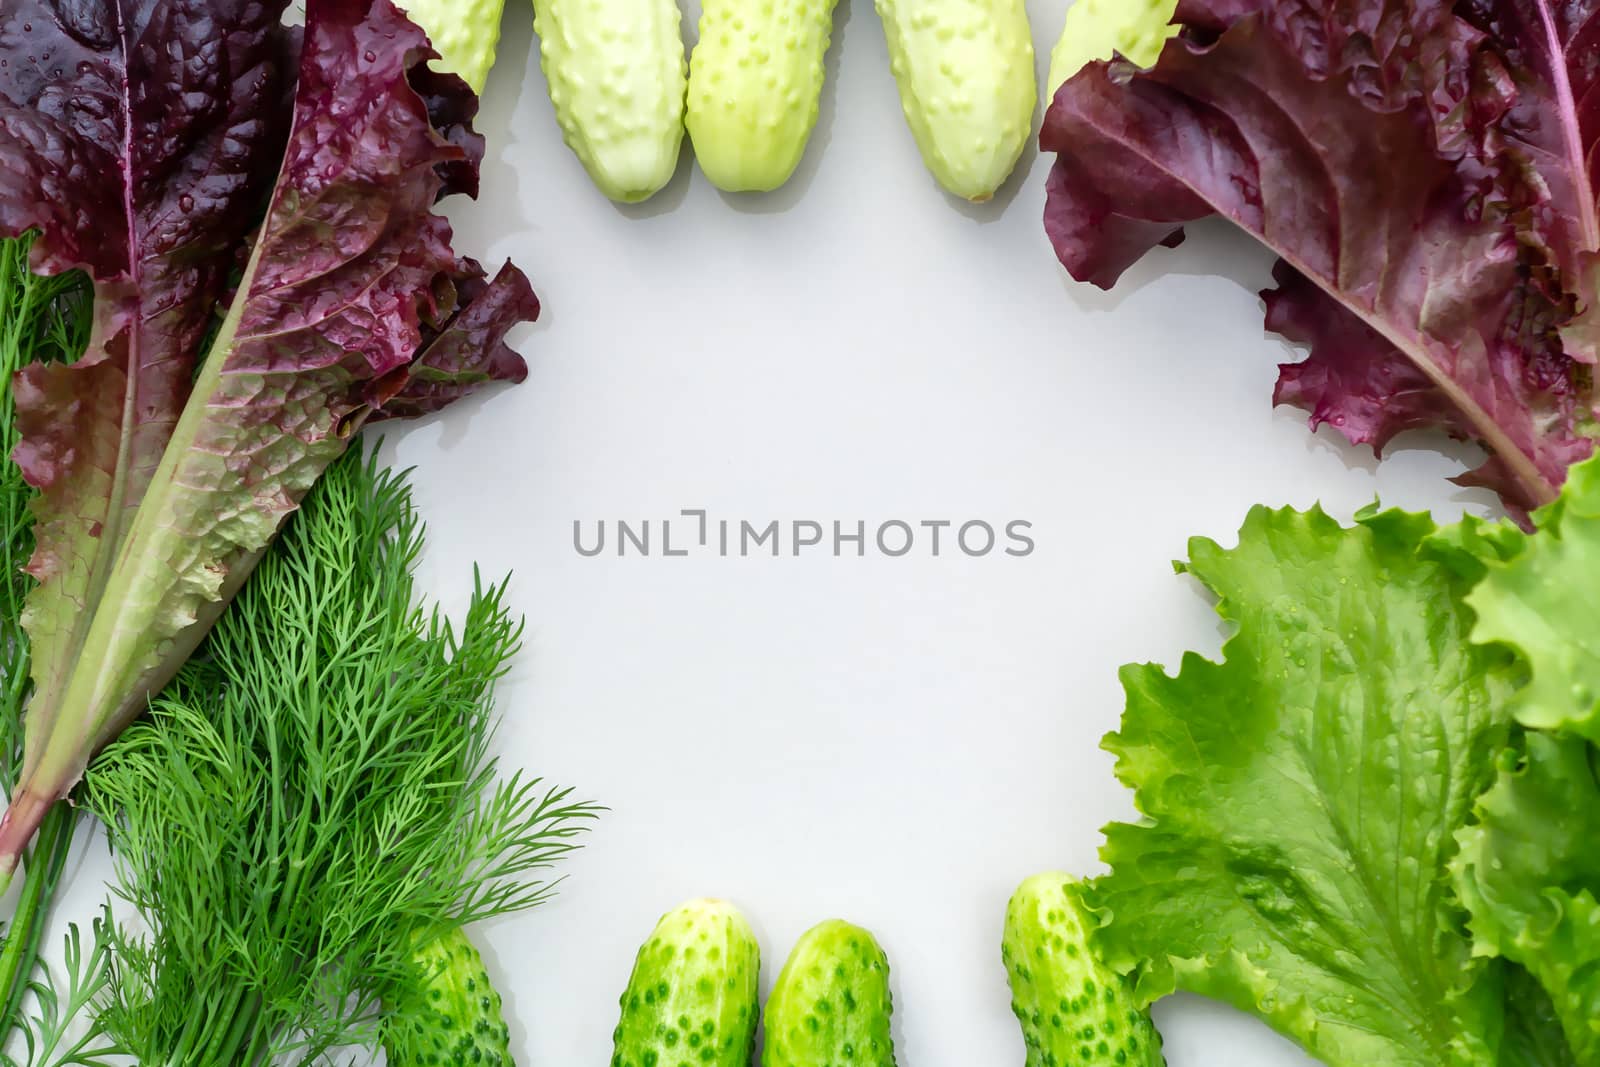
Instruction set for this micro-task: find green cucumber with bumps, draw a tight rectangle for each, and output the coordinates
[612,898,761,1067]
[532,0,688,203]
[382,925,514,1067]
[762,919,897,1067]
[1002,872,1165,1067]
[685,0,841,191]
[1046,0,1179,98]
[399,0,507,93]
[874,0,1036,202]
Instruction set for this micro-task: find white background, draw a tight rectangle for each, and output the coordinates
[52,1,1499,1064]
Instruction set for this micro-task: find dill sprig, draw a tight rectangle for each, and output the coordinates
[6,915,120,1067]
[85,447,598,1066]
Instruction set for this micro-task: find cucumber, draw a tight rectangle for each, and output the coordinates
[1046,0,1179,98]
[612,899,761,1067]
[532,0,688,203]
[1002,873,1165,1067]
[762,919,897,1067]
[685,0,841,192]
[382,925,514,1067]
[400,0,507,93]
[874,0,1036,202]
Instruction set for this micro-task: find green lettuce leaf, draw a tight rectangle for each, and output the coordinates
[1450,453,1600,1063]
[1465,457,1600,742]
[1455,735,1600,1064]
[1502,963,1579,1067]
[1091,504,1518,1065]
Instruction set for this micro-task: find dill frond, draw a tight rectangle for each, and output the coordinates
[85,447,598,1066]
[4,915,120,1067]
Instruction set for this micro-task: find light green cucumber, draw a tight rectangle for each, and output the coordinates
[532,0,687,203]
[763,919,896,1067]
[1046,0,1179,97]
[401,0,507,93]
[382,926,514,1067]
[611,899,761,1067]
[1002,873,1165,1067]
[875,0,1036,202]
[685,0,841,192]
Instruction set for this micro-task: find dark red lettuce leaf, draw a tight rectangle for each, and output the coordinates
[0,0,535,875]
[1458,0,1600,358]
[376,260,538,420]
[1041,0,1591,513]
[1164,0,1504,158]
[1265,262,1468,449]
[0,0,298,771]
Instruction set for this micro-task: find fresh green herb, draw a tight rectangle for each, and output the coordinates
[4,915,120,1067]
[85,448,597,1066]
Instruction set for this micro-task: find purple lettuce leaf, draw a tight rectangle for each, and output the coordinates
[375,260,538,420]
[0,0,534,875]
[0,0,299,776]
[1041,0,1591,514]
[1458,0,1600,358]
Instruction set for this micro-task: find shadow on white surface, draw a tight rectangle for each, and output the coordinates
[1154,992,1322,1066]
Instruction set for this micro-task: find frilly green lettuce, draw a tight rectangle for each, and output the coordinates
[1093,503,1519,1064]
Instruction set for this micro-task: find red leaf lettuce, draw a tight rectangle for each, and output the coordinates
[0,0,535,875]
[1041,0,1600,515]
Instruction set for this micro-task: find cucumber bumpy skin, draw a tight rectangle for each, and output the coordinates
[612,899,761,1067]
[532,0,688,203]
[382,926,514,1067]
[1002,873,1165,1067]
[1046,0,1179,98]
[686,0,841,192]
[875,0,1036,202]
[763,919,897,1067]
[400,0,506,93]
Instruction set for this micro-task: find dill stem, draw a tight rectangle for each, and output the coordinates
[167,983,240,1066]
[166,985,218,1064]
[199,987,262,1067]
[0,800,75,1038]
[239,1007,275,1067]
